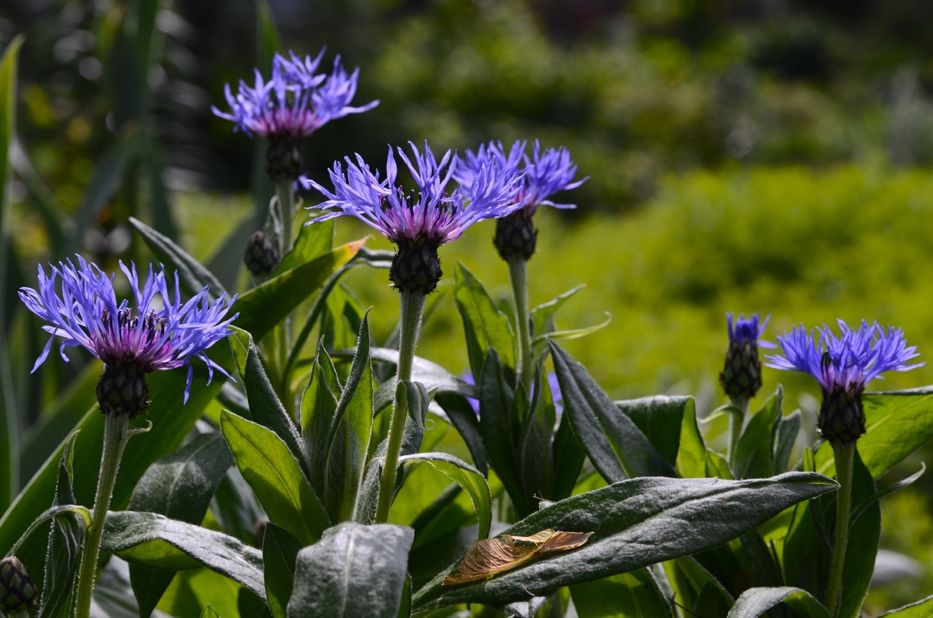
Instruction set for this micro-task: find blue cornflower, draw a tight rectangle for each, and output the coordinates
[766,319,922,442]
[212,50,378,181]
[458,140,586,261]
[213,50,377,140]
[458,140,587,214]
[721,314,774,401]
[19,256,237,414]
[301,141,523,293]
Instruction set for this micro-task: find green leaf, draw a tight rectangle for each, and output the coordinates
[880,594,933,617]
[676,398,706,478]
[221,410,329,545]
[274,220,334,274]
[478,350,525,513]
[240,338,306,469]
[0,345,232,575]
[102,511,265,601]
[733,388,782,479]
[662,556,732,618]
[616,395,692,468]
[323,315,373,522]
[530,285,585,359]
[436,393,487,475]
[413,472,836,609]
[0,34,24,514]
[399,452,491,540]
[128,431,235,617]
[571,569,674,618]
[233,240,363,341]
[774,410,801,472]
[37,432,84,618]
[727,587,830,618]
[287,522,414,618]
[549,341,675,481]
[201,605,222,618]
[263,524,301,618]
[300,345,341,497]
[453,263,515,375]
[130,216,227,297]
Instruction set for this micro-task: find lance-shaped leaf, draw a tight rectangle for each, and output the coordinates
[571,568,674,618]
[549,341,675,481]
[37,432,85,618]
[880,594,933,617]
[360,347,475,411]
[221,410,328,545]
[287,523,414,618]
[323,315,373,522]
[413,472,836,609]
[727,587,830,618]
[233,240,363,341]
[399,452,492,540]
[263,524,301,618]
[733,388,782,479]
[130,217,227,298]
[102,511,265,601]
[128,431,234,617]
[454,263,515,375]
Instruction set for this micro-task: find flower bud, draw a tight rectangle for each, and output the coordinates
[720,340,762,401]
[493,211,537,262]
[266,137,303,182]
[97,362,149,417]
[244,230,281,278]
[818,385,866,444]
[0,556,37,612]
[390,240,442,294]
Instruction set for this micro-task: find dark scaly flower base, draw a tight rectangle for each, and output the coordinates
[97,361,150,417]
[819,386,866,444]
[244,230,281,277]
[266,137,303,182]
[720,341,762,401]
[0,557,36,612]
[494,211,537,262]
[390,239,442,294]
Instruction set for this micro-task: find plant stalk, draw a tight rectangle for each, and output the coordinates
[508,258,533,392]
[73,412,130,618]
[375,291,425,523]
[728,397,748,466]
[825,441,855,617]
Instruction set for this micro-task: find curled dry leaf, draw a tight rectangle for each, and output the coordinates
[443,529,594,587]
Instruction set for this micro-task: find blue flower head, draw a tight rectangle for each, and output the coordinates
[721,313,773,401]
[301,142,523,293]
[212,50,378,140]
[19,256,238,411]
[457,140,587,215]
[766,319,922,443]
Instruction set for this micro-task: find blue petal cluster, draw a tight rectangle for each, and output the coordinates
[301,141,525,245]
[212,50,378,139]
[727,314,775,348]
[766,319,922,393]
[457,140,586,214]
[18,256,238,401]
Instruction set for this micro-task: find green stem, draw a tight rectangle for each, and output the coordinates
[375,291,426,523]
[728,397,748,466]
[825,441,855,618]
[508,258,533,392]
[74,413,130,618]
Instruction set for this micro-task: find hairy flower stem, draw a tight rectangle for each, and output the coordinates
[274,181,295,414]
[74,412,130,618]
[727,397,748,466]
[508,258,533,393]
[826,441,855,617]
[375,291,425,523]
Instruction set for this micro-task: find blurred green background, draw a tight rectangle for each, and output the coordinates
[3,0,933,613]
